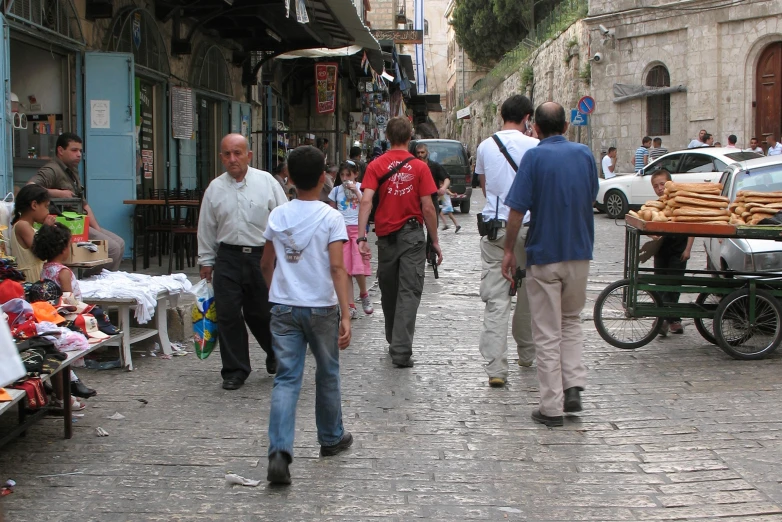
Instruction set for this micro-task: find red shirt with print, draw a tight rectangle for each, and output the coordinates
[362,150,437,237]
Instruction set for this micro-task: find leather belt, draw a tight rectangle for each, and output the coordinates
[220,243,262,253]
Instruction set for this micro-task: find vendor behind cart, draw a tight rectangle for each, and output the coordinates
[644,169,694,336]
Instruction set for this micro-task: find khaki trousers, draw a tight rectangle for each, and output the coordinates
[478,227,535,379]
[526,260,590,417]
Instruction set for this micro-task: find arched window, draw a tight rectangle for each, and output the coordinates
[191,45,233,97]
[105,8,170,78]
[646,65,670,136]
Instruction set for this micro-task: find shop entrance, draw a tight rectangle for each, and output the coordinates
[196,96,218,190]
[756,41,782,148]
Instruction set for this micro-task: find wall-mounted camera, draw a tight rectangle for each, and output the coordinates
[592,52,604,63]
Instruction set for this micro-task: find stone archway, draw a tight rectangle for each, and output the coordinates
[755,42,782,146]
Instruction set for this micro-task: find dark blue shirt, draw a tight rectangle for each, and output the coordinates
[504,135,599,267]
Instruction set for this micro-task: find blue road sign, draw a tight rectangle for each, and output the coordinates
[570,109,588,126]
[577,95,595,115]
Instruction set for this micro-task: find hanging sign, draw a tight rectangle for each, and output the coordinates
[132,12,142,50]
[171,86,194,139]
[315,62,338,115]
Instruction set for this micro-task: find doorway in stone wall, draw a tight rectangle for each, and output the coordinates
[756,42,782,151]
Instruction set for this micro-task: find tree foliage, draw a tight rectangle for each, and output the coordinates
[452,0,557,66]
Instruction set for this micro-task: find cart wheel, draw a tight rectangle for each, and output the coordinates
[694,293,721,345]
[594,279,663,349]
[714,288,782,360]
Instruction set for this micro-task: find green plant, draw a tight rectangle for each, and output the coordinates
[564,36,579,65]
[579,62,591,85]
[521,66,534,90]
[485,102,498,120]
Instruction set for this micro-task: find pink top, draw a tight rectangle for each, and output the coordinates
[41,262,82,300]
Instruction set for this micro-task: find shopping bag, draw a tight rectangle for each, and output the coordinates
[0,192,14,256]
[189,279,218,360]
[0,313,26,387]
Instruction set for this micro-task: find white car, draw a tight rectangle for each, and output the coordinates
[705,156,782,272]
[595,148,763,219]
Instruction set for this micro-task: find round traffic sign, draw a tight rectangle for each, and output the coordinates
[577,96,595,115]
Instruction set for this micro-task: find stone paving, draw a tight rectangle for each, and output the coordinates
[2,194,782,521]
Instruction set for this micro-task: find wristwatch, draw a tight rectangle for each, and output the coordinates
[356,236,368,244]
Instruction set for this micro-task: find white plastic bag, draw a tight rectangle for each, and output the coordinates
[0,192,14,256]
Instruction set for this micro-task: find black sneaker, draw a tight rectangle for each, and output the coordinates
[320,431,353,457]
[531,409,563,427]
[392,359,414,368]
[266,356,278,375]
[267,452,291,485]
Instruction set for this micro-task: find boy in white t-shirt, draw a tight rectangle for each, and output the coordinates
[329,161,374,318]
[261,145,353,485]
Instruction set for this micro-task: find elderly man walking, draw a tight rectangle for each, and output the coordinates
[198,133,288,390]
[501,102,599,427]
[357,117,442,368]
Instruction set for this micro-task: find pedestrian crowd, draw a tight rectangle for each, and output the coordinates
[600,128,782,178]
[195,97,598,484]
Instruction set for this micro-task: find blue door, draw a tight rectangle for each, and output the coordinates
[0,16,11,194]
[84,52,136,258]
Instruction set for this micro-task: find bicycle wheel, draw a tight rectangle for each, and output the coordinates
[594,279,663,349]
[714,288,782,360]
[694,293,721,345]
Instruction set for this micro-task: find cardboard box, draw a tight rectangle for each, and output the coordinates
[65,240,108,264]
[33,212,90,243]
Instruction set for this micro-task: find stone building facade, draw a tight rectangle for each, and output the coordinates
[445,22,592,156]
[585,0,782,172]
[444,0,487,115]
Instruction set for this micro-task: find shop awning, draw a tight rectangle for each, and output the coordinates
[276,45,384,72]
[160,0,380,60]
[613,83,687,104]
[409,94,442,113]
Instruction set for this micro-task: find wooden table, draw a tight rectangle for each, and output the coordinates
[66,258,112,278]
[123,199,200,206]
[0,335,120,447]
[123,200,201,271]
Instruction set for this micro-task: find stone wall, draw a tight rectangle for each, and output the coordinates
[445,21,592,156]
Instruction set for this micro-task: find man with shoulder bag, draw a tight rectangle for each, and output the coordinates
[358,117,442,368]
[474,95,539,387]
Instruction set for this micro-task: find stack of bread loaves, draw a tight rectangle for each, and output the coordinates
[628,200,668,222]
[729,191,782,225]
[662,182,730,223]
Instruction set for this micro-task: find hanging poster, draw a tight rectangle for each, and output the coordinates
[172,86,195,139]
[90,100,110,129]
[315,62,338,115]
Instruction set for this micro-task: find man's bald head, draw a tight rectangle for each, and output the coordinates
[220,133,253,180]
[534,102,567,138]
[221,133,250,152]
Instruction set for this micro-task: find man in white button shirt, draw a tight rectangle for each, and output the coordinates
[602,147,617,179]
[198,133,289,390]
[474,95,538,387]
[767,135,782,156]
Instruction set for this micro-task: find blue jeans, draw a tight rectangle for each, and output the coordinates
[267,304,345,458]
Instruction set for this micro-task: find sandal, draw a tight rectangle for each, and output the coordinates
[53,397,87,411]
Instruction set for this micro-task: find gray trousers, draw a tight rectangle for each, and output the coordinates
[478,227,535,379]
[376,224,425,363]
[86,226,126,276]
[527,260,590,417]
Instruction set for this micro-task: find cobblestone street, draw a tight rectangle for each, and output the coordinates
[2,194,782,521]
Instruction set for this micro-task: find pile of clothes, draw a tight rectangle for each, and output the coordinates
[0,278,121,411]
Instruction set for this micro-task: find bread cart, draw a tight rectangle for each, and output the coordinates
[594,215,782,359]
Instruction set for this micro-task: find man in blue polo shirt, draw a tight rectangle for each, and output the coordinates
[501,102,599,427]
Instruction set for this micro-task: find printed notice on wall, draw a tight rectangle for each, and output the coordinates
[90,100,110,129]
[172,86,195,139]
